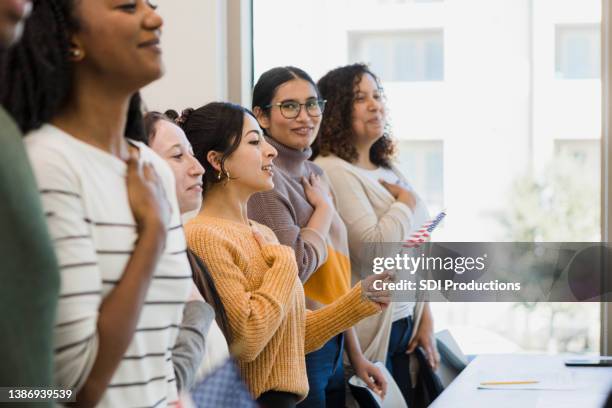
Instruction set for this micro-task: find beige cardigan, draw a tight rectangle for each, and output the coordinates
[315,154,426,366]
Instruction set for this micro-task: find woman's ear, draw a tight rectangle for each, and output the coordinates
[206,151,222,172]
[253,106,270,130]
[68,35,86,62]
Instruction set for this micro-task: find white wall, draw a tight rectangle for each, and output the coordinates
[141,0,227,112]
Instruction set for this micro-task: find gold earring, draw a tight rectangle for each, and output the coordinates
[70,49,82,58]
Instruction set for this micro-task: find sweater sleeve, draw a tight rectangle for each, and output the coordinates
[172,301,215,392]
[248,190,327,282]
[190,229,299,362]
[304,284,380,354]
[25,141,99,392]
[323,163,414,244]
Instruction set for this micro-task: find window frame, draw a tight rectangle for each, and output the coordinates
[602,0,612,357]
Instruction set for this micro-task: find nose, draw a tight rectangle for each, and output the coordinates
[367,96,382,112]
[263,139,278,160]
[188,154,205,177]
[295,103,311,122]
[143,3,163,32]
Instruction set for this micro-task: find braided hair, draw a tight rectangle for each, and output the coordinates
[0,0,146,141]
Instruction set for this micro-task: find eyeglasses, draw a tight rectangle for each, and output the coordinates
[265,98,327,119]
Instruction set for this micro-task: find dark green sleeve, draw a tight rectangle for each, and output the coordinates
[0,109,60,405]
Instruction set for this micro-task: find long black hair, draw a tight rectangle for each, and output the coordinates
[0,0,146,141]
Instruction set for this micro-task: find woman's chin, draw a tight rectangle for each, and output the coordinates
[259,179,275,191]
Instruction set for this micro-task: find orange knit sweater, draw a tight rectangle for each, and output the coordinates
[185,215,380,400]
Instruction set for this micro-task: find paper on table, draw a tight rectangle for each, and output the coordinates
[477,370,578,391]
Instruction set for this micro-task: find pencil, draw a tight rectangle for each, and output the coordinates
[480,380,539,385]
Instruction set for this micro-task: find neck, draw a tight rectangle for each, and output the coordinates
[354,139,377,170]
[199,184,252,225]
[265,135,311,177]
[52,72,134,159]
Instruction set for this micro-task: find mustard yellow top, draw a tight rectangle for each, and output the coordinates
[185,215,380,400]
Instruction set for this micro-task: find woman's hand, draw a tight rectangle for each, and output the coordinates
[361,271,393,310]
[126,151,171,232]
[406,304,440,370]
[352,357,388,400]
[301,173,332,209]
[251,223,280,246]
[379,180,416,211]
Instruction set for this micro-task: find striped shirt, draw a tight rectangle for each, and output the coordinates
[25,124,191,408]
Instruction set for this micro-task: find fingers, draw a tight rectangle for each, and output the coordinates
[430,347,441,370]
[143,162,157,183]
[406,339,416,354]
[300,176,311,189]
[379,178,392,191]
[425,345,438,369]
[361,372,377,394]
[371,367,388,399]
[252,228,266,247]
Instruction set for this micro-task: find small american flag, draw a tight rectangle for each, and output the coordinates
[403,210,446,248]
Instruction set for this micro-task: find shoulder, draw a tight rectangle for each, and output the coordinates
[24,125,82,185]
[314,154,355,173]
[186,217,245,246]
[25,124,75,159]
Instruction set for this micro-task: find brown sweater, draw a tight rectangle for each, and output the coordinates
[248,136,352,305]
[185,215,380,400]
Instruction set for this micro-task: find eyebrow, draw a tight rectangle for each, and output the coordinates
[245,130,261,137]
[279,97,317,104]
[164,143,182,153]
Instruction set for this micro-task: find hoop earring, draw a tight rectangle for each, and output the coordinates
[217,170,231,181]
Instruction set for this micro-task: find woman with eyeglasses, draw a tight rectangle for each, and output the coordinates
[1,1,193,406]
[182,101,392,408]
[313,63,440,407]
[248,66,388,407]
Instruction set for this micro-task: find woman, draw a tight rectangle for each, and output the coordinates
[249,66,387,407]
[182,102,392,407]
[144,111,231,390]
[313,63,440,406]
[2,1,192,406]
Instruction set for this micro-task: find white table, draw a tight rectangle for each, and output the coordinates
[430,354,612,408]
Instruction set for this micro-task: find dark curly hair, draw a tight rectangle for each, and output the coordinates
[0,0,145,141]
[313,63,395,168]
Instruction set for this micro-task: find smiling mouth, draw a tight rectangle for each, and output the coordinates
[292,127,313,136]
[139,38,160,47]
[187,183,203,191]
[262,164,274,175]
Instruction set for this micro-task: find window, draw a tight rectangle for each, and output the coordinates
[396,140,444,211]
[556,24,600,79]
[253,0,602,355]
[555,139,600,168]
[377,0,443,3]
[349,30,444,82]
